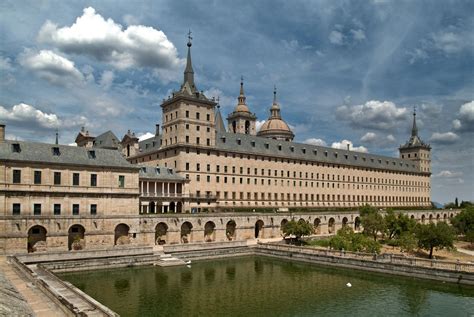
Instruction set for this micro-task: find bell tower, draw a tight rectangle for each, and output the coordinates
[399,108,431,173]
[160,31,217,148]
[226,77,257,135]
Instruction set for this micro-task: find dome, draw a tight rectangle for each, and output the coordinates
[235,103,250,113]
[259,118,291,132]
[257,87,294,141]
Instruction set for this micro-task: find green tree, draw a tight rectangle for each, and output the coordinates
[398,232,418,253]
[459,201,473,209]
[415,222,455,259]
[451,207,474,244]
[329,226,381,253]
[282,219,314,244]
[385,210,417,240]
[360,205,386,241]
[455,197,459,208]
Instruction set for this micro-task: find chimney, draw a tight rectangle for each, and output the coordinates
[346,144,350,151]
[155,124,160,136]
[0,124,5,143]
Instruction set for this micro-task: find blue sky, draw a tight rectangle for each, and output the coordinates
[0,0,473,204]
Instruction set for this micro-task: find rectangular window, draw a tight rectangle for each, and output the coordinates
[196,137,200,144]
[33,204,41,215]
[118,175,125,188]
[186,110,189,118]
[185,162,190,171]
[13,169,21,183]
[53,204,61,215]
[206,113,210,121]
[73,173,80,186]
[72,204,79,215]
[90,174,97,186]
[90,204,97,215]
[34,171,42,184]
[12,203,21,215]
[54,172,61,185]
[196,112,200,120]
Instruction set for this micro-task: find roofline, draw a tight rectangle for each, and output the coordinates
[161,95,217,108]
[0,158,139,171]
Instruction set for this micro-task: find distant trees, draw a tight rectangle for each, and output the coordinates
[360,205,386,241]
[282,219,314,244]
[415,222,455,259]
[451,207,474,244]
[329,226,381,253]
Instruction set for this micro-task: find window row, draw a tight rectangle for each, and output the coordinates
[12,170,126,187]
[12,203,97,215]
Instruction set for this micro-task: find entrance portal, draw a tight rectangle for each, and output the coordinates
[68,224,85,250]
[255,220,264,238]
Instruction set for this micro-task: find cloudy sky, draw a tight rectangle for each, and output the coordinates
[0,0,473,203]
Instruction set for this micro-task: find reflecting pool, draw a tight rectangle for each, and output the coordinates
[60,256,474,316]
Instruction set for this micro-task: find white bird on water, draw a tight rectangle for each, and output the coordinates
[346,282,352,287]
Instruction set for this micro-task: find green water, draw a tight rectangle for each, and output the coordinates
[60,256,474,317]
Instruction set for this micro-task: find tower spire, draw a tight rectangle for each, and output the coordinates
[238,76,246,105]
[183,29,195,88]
[411,106,418,137]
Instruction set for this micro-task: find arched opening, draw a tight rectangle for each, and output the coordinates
[245,120,250,134]
[176,202,183,213]
[342,217,348,227]
[169,202,176,213]
[450,213,453,218]
[280,219,288,232]
[410,215,415,220]
[27,225,47,253]
[354,217,361,231]
[127,144,130,156]
[114,224,130,245]
[328,218,335,234]
[155,222,168,245]
[436,214,440,221]
[444,213,447,221]
[204,221,216,242]
[255,220,264,239]
[429,214,433,223]
[226,220,237,241]
[232,121,236,133]
[314,218,321,234]
[68,224,85,251]
[181,222,193,243]
[421,214,426,224]
[149,201,156,214]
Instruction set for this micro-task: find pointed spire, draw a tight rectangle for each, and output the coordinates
[183,29,195,89]
[270,85,281,119]
[411,106,418,137]
[215,97,226,132]
[55,128,59,145]
[238,76,246,105]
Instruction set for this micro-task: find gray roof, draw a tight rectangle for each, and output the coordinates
[137,135,162,156]
[215,132,421,174]
[139,165,186,181]
[215,107,226,133]
[0,140,136,169]
[93,130,121,149]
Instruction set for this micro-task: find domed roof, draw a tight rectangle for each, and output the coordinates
[257,87,294,141]
[235,103,250,113]
[259,118,291,132]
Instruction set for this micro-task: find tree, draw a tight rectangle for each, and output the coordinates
[329,226,381,253]
[451,207,474,244]
[282,219,314,244]
[360,205,386,241]
[455,197,459,208]
[415,222,455,259]
[460,201,473,209]
[385,210,417,240]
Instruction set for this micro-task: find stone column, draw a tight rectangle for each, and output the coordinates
[154,181,157,196]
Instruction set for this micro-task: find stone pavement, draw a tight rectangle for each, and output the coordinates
[0,257,63,317]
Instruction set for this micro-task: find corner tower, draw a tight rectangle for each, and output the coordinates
[226,78,257,135]
[399,109,431,173]
[160,32,217,148]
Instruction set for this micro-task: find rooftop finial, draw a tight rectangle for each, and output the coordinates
[217,96,220,109]
[240,75,244,96]
[411,106,418,137]
[273,85,277,104]
[55,128,59,145]
[187,29,192,47]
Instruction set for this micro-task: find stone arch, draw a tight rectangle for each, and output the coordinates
[429,214,433,223]
[27,225,47,253]
[328,218,335,234]
[226,220,237,241]
[354,217,361,231]
[436,214,440,221]
[155,222,168,245]
[342,217,348,227]
[280,219,288,230]
[204,221,216,242]
[114,223,130,245]
[314,218,321,234]
[450,213,454,218]
[255,220,264,239]
[421,214,426,224]
[410,215,415,220]
[444,213,447,221]
[68,224,85,251]
[181,221,193,243]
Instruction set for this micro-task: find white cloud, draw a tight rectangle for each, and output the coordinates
[407,48,429,64]
[329,30,344,45]
[18,49,84,85]
[38,7,183,76]
[0,55,13,71]
[331,140,368,153]
[0,103,60,129]
[350,29,366,41]
[360,132,377,143]
[431,30,468,54]
[386,134,396,142]
[434,170,462,178]
[203,87,234,109]
[429,132,459,144]
[137,132,154,141]
[303,138,327,146]
[453,101,474,132]
[336,100,408,131]
[99,70,115,90]
[256,120,266,131]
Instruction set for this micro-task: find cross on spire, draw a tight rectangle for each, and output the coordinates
[187,29,193,47]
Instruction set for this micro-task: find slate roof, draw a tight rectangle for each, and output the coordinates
[215,132,421,174]
[93,130,121,149]
[0,140,136,169]
[137,135,162,156]
[138,165,186,181]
